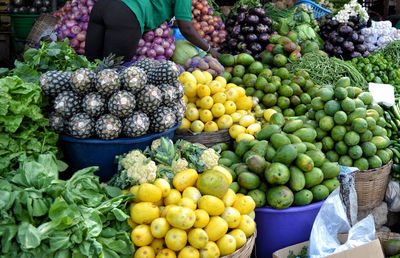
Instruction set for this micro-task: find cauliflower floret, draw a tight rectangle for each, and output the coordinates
[151,139,162,151]
[199,148,219,171]
[126,159,157,184]
[171,158,189,174]
[121,150,146,170]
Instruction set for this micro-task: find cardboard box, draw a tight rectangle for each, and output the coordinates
[273,237,384,258]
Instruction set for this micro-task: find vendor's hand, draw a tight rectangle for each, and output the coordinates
[209,48,221,59]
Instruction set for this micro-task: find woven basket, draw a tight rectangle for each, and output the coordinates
[354,160,393,211]
[376,231,400,243]
[222,229,257,258]
[26,14,59,46]
[173,129,232,147]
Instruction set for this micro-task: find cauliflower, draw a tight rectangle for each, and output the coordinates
[171,158,189,174]
[121,150,147,170]
[126,158,157,184]
[199,148,219,171]
[151,139,162,151]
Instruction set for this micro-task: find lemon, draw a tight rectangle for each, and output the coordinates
[212,166,233,185]
[182,187,202,203]
[200,241,220,258]
[187,103,197,109]
[198,195,225,216]
[236,110,248,116]
[248,211,256,220]
[193,209,210,228]
[197,84,211,98]
[154,198,164,206]
[173,168,198,192]
[165,228,187,251]
[246,123,262,135]
[235,86,246,97]
[188,228,209,249]
[236,96,252,110]
[127,218,137,228]
[179,118,191,130]
[222,189,237,207]
[131,224,153,246]
[134,246,155,258]
[164,189,181,206]
[154,178,171,198]
[192,70,207,84]
[161,204,177,217]
[230,112,242,123]
[229,229,247,249]
[187,96,198,104]
[199,96,214,110]
[236,133,255,143]
[166,206,196,230]
[179,71,197,85]
[239,115,256,127]
[217,234,237,255]
[211,103,225,118]
[195,99,202,108]
[212,92,227,104]
[229,124,246,139]
[156,249,176,258]
[178,246,199,258]
[225,83,237,89]
[225,88,239,102]
[184,82,198,98]
[137,183,163,203]
[215,76,227,88]
[186,107,200,121]
[190,120,205,133]
[199,109,213,123]
[131,202,160,224]
[202,71,213,84]
[221,207,241,228]
[224,100,237,115]
[151,238,164,254]
[130,185,140,196]
[217,115,233,130]
[209,81,224,94]
[264,108,278,122]
[237,215,256,237]
[151,217,170,238]
[182,95,189,103]
[177,197,197,210]
[205,216,229,241]
[233,195,256,215]
[204,121,219,132]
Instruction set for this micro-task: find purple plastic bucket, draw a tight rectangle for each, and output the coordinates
[254,201,324,257]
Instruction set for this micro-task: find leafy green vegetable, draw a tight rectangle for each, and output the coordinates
[288,246,308,258]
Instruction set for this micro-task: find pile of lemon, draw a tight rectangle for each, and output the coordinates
[179,70,256,133]
[128,166,256,258]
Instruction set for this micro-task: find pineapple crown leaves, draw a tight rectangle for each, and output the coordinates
[94,54,125,73]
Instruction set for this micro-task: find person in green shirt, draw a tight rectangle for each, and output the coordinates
[85,0,220,62]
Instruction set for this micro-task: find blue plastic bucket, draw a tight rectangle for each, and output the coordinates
[254,201,324,257]
[58,124,179,182]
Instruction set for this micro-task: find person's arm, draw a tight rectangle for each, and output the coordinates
[177,20,221,59]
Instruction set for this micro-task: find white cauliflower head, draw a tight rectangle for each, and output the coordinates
[199,148,220,171]
[127,159,157,184]
[171,158,189,174]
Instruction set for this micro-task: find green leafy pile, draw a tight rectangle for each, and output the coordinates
[0,76,59,175]
[0,154,134,257]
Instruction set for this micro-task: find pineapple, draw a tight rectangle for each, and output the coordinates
[108,90,136,118]
[169,98,187,122]
[48,112,66,134]
[147,60,180,85]
[136,85,162,114]
[95,69,121,97]
[158,84,176,105]
[82,92,106,118]
[122,111,150,137]
[68,113,94,139]
[173,80,185,99]
[149,106,177,133]
[94,53,124,73]
[119,66,147,94]
[95,114,122,140]
[40,71,71,97]
[53,91,81,118]
[71,68,96,95]
[132,58,155,74]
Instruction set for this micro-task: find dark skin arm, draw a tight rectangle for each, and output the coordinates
[177,20,221,59]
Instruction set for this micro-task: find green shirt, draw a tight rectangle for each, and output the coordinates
[121,0,192,33]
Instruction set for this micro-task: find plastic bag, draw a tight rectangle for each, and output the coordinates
[385,180,400,212]
[308,188,376,257]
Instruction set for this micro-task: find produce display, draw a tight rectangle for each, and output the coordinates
[40,58,186,139]
[262,32,303,66]
[362,21,400,52]
[6,0,51,14]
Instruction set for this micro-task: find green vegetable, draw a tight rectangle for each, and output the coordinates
[171,40,199,66]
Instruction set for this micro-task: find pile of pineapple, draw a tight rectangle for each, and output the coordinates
[40,58,187,140]
[179,70,256,133]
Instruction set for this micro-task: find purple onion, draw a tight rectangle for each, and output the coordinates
[160,23,168,30]
[87,0,94,6]
[154,28,163,37]
[153,37,163,45]
[66,20,77,28]
[77,48,85,54]
[140,47,148,55]
[138,39,145,47]
[165,48,173,57]
[147,48,157,58]
[144,42,152,48]
[161,40,170,49]
[143,31,154,41]
[154,44,165,55]
[162,28,170,38]
[82,22,88,31]
[71,25,81,34]
[70,38,79,48]
[155,55,166,60]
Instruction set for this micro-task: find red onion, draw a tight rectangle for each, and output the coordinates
[162,28,170,38]
[76,31,86,41]
[155,55,166,60]
[154,44,165,55]
[140,47,148,55]
[65,20,77,29]
[82,22,88,31]
[161,40,170,49]
[147,49,157,58]
[144,42,152,48]
[87,0,95,6]
[138,39,145,47]
[77,48,85,55]
[160,23,168,30]
[71,25,81,35]
[170,44,175,51]
[144,31,154,41]
[70,38,80,48]
[80,41,85,49]
[62,29,71,37]
[153,37,163,45]
[165,48,174,57]
[154,28,163,37]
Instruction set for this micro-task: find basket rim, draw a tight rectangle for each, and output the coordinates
[221,228,257,258]
[353,159,393,175]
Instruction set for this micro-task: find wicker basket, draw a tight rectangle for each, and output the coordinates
[26,14,59,46]
[354,160,393,211]
[222,229,257,258]
[376,231,400,243]
[173,129,232,147]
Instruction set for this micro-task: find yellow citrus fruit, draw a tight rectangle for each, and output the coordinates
[204,121,219,132]
[154,198,164,207]
[131,224,153,246]
[221,207,241,228]
[199,109,213,123]
[237,215,256,237]
[179,71,197,85]
[235,96,252,110]
[130,185,140,196]
[165,228,187,251]
[197,84,211,98]
[192,70,207,84]
[151,217,170,238]
[205,216,228,241]
[236,110,248,116]
[156,248,176,258]
[248,211,256,220]
[173,168,198,192]
[178,246,200,258]
[196,170,230,199]
[236,133,255,143]
[188,228,209,249]
[196,99,202,108]
[212,166,233,185]
[184,82,198,98]
[235,86,246,97]
[225,83,237,89]
[182,187,202,203]
[199,96,214,110]
[233,195,256,215]
[264,108,278,122]
[198,195,225,216]
[164,189,182,206]
[182,95,189,103]
[127,218,137,228]
[190,120,205,133]
[200,241,220,258]
[179,118,191,130]
[212,92,227,104]
[246,123,262,135]
[134,246,155,258]
[154,179,171,198]
[230,112,242,123]
[187,103,197,109]
[217,114,233,130]
[187,96,198,104]
[225,88,239,102]
[209,81,224,94]
[229,124,246,139]
[137,183,162,203]
[217,234,237,256]
[222,189,237,207]
[166,206,196,230]
[224,101,237,115]
[161,204,177,217]
[202,71,213,84]
[194,209,210,228]
[229,229,247,249]
[239,115,256,127]
[177,197,197,210]
[211,103,225,118]
[130,202,160,224]
[215,76,227,88]
[186,107,200,121]
[151,238,164,254]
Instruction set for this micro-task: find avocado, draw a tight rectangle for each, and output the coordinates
[267,186,294,209]
[265,162,290,185]
[293,189,313,206]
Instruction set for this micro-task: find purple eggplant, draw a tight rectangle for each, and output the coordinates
[329,19,339,28]
[333,46,343,56]
[246,33,257,42]
[350,32,358,42]
[241,26,254,34]
[246,15,259,25]
[238,42,247,50]
[342,41,354,52]
[243,49,253,55]
[256,24,268,34]
[249,42,262,53]
[362,51,370,58]
[237,5,248,13]
[329,31,339,41]
[355,44,366,53]
[237,12,246,23]
[262,16,272,26]
[237,34,245,42]
[339,25,353,36]
[258,33,270,44]
[228,39,238,48]
[357,35,365,44]
[335,37,344,44]
[324,41,334,53]
[350,52,362,58]
[232,24,241,37]
[226,18,236,26]
[250,6,266,18]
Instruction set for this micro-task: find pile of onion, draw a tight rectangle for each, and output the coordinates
[191,0,227,48]
[132,21,175,61]
[54,0,96,55]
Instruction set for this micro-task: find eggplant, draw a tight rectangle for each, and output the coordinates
[350,32,358,42]
[333,46,343,56]
[237,6,248,13]
[226,18,236,26]
[249,42,262,53]
[349,15,359,23]
[335,36,344,44]
[350,52,362,58]
[329,31,339,41]
[321,31,329,39]
[326,15,333,20]
[329,19,339,28]
[226,26,233,33]
[42,0,50,7]
[13,0,24,6]
[347,21,355,28]
[238,42,247,50]
[342,41,354,52]
[339,25,353,36]
[362,51,370,58]
[357,35,365,44]
[261,16,272,27]
[232,24,241,37]
[228,11,235,19]
[246,33,257,42]
[258,33,270,44]
[237,12,246,23]
[324,41,334,53]
[250,6,266,18]
[246,15,259,25]
[243,49,253,55]
[355,44,366,53]
[256,24,268,34]
[228,39,238,48]
[241,26,254,34]
[28,6,37,13]
[237,34,245,42]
